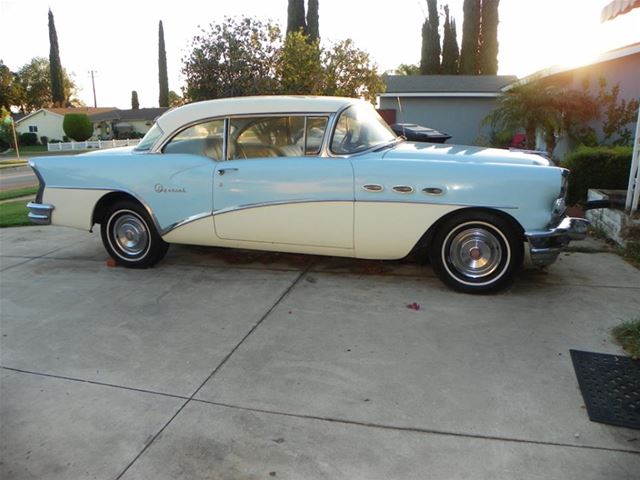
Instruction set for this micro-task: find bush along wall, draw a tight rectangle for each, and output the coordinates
[561,146,633,205]
[19,132,39,146]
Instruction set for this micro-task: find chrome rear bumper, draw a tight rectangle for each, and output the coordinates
[524,217,589,267]
[27,202,55,225]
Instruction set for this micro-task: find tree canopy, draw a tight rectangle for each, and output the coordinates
[182,16,383,103]
[158,20,169,108]
[287,0,307,35]
[48,9,65,106]
[8,57,79,112]
[420,0,441,74]
[460,0,481,74]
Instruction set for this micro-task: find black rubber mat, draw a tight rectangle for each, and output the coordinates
[570,349,640,430]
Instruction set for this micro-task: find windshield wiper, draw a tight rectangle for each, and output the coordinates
[373,137,404,152]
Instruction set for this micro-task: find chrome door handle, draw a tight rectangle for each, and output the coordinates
[217,168,238,176]
[362,184,384,192]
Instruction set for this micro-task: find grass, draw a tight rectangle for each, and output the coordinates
[620,242,640,269]
[1,146,47,155]
[612,319,640,359]
[0,186,38,202]
[0,200,32,228]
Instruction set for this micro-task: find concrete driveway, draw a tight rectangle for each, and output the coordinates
[1,226,639,479]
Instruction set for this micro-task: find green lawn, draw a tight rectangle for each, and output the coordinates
[612,319,640,359]
[0,186,37,202]
[0,200,32,227]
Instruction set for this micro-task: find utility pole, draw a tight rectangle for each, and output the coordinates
[88,70,97,107]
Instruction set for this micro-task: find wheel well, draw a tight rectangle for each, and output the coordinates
[92,191,142,226]
[409,207,525,259]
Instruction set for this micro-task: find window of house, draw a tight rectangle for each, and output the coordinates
[28,125,38,133]
[162,119,225,160]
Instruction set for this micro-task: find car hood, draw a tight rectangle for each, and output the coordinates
[79,146,138,156]
[382,142,551,166]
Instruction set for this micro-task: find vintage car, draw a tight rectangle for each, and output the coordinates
[27,96,588,293]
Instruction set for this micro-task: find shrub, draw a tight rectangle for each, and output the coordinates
[49,138,62,143]
[63,113,93,141]
[19,132,38,146]
[40,135,49,145]
[62,135,69,142]
[561,146,633,204]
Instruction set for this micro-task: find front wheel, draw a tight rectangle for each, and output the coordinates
[100,201,169,268]
[429,212,523,293]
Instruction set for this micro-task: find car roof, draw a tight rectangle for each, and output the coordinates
[155,95,366,136]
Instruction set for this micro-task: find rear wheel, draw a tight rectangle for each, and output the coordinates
[100,201,169,268]
[429,211,522,293]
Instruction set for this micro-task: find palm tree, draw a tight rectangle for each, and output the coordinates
[487,78,599,155]
[486,79,560,151]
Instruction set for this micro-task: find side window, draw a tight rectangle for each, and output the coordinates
[229,116,305,159]
[163,119,225,160]
[305,117,328,155]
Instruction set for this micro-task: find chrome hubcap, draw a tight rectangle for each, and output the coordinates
[449,228,502,279]
[113,214,148,256]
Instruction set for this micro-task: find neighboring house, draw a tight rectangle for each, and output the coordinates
[378,75,517,145]
[14,107,168,142]
[15,107,117,141]
[525,42,640,158]
[91,108,169,139]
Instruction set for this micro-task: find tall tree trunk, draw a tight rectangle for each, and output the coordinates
[479,0,499,74]
[459,0,481,74]
[419,0,441,74]
[158,21,169,108]
[441,7,460,74]
[525,124,536,150]
[48,9,65,107]
[306,0,319,42]
[287,0,307,35]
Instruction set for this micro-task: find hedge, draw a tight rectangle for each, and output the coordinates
[63,113,93,141]
[561,146,633,205]
[19,132,38,146]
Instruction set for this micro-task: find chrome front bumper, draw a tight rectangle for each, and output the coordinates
[524,217,589,267]
[27,202,55,225]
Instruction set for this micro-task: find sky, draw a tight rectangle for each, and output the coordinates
[1,0,638,109]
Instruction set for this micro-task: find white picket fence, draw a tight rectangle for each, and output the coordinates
[47,138,141,152]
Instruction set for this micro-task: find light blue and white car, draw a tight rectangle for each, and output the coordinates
[27,96,587,293]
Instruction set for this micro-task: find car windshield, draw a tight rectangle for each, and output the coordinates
[330,105,396,155]
[135,124,163,151]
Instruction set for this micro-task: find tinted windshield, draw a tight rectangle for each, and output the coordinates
[135,124,163,151]
[330,105,396,155]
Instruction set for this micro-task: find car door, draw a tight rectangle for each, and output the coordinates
[213,115,354,250]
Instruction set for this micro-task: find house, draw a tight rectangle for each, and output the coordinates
[14,107,168,142]
[90,108,169,139]
[15,107,117,142]
[377,75,517,145]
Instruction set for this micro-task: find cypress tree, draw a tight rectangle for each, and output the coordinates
[441,6,460,74]
[48,9,65,106]
[419,0,441,74]
[158,21,169,108]
[307,0,320,42]
[459,0,481,74]
[287,0,307,35]
[131,90,139,110]
[479,0,499,74]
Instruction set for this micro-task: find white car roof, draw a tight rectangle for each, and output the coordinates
[155,95,367,136]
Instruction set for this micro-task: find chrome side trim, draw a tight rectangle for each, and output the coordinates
[392,185,414,194]
[212,199,352,217]
[361,184,384,192]
[27,202,55,225]
[161,211,213,236]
